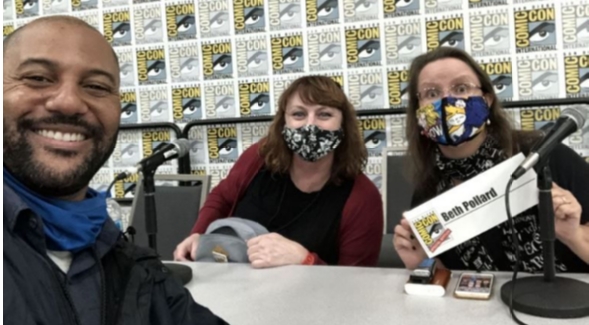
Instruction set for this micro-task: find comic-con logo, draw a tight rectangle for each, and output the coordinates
[139,87,169,122]
[15,0,39,18]
[358,118,387,156]
[324,72,344,89]
[134,4,164,45]
[343,0,379,23]
[202,40,233,80]
[270,33,304,74]
[564,54,589,97]
[389,114,407,148]
[205,82,236,118]
[269,0,302,31]
[71,0,97,11]
[42,0,68,14]
[4,0,14,20]
[308,28,342,71]
[387,67,409,108]
[172,85,202,122]
[102,0,129,8]
[348,70,384,110]
[382,0,420,18]
[136,48,167,85]
[191,167,207,176]
[169,43,200,83]
[468,0,507,9]
[103,10,132,46]
[236,36,269,77]
[3,24,15,40]
[198,0,231,38]
[345,26,382,68]
[188,127,207,165]
[73,11,101,31]
[112,131,142,168]
[272,75,298,108]
[207,126,238,163]
[113,172,139,199]
[480,60,513,101]
[520,107,561,132]
[306,0,339,27]
[120,90,138,124]
[385,19,421,65]
[142,130,173,166]
[240,122,270,151]
[239,80,271,116]
[424,0,463,14]
[562,3,589,49]
[517,56,559,99]
[514,7,557,53]
[568,128,588,152]
[90,169,112,193]
[364,158,383,191]
[470,10,510,57]
[166,2,196,41]
[234,0,266,34]
[116,48,136,88]
[426,16,464,51]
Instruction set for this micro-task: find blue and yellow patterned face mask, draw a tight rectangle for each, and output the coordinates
[416,96,490,146]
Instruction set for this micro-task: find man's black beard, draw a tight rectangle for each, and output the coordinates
[3,114,118,198]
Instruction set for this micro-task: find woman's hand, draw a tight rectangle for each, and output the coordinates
[247,233,309,268]
[173,233,201,261]
[552,182,583,246]
[393,217,427,270]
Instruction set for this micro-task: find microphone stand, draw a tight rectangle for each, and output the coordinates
[142,168,158,251]
[501,162,589,318]
[140,161,193,285]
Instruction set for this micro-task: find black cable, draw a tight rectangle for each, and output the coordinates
[124,226,136,244]
[105,141,170,195]
[106,171,131,195]
[505,177,528,325]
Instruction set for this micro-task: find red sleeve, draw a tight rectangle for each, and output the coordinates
[333,174,384,267]
[190,143,262,234]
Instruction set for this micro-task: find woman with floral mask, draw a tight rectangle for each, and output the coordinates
[174,76,383,267]
[393,48,589,273]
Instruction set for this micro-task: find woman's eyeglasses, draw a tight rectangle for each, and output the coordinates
[417,82,482,103]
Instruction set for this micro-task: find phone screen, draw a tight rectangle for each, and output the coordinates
[456,273,493,294]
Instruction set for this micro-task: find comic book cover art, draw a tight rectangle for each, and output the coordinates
[416,97,488,145]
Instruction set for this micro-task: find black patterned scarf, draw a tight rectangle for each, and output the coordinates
[435,136,567,272]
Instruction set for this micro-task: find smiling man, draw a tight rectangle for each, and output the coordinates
[3,16,227,325]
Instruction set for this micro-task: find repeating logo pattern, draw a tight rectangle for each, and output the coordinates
[5,0,587,196]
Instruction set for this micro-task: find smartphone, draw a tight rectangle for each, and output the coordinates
[454,272,494,300]
[410,259,437,284]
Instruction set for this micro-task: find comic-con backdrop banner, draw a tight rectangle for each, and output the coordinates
[4,0,588,204]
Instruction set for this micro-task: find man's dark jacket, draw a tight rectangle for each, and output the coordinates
[4,185,228,325]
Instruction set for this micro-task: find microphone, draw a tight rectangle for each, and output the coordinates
[133,138,190,174]
[512,105,588,180]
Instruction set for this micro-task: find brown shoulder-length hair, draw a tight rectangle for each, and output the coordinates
[259,75,367,184]
[405,47,537,196]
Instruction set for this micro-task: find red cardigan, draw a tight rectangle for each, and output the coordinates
[191,142,384,266]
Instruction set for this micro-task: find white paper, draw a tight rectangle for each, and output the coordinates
[405,153,539,258]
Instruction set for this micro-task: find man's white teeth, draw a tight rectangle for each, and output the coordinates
[37,130,86,142]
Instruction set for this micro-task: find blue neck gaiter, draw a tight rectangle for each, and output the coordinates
[4,167,109,252]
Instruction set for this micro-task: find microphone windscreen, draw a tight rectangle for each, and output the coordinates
[561,105,588,129]
[174,138,191,158]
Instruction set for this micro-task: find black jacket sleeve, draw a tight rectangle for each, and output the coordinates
[548,144,589,225]
[151,273,229,325]
[548,144,589,271]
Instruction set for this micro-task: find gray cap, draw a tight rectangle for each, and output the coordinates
[195,217,269,263]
